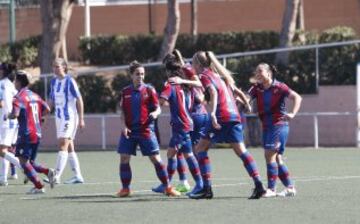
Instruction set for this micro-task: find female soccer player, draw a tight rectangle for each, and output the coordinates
[8,70,56,194]
[188,51,266,199]
[152,55,204,196]
[48,58,85,184]
[248,63,302,197]
[164,50,206,193]
[117,61,180,197]
[0,62,21,186]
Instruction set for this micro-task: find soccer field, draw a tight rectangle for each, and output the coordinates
[1,148,359,224]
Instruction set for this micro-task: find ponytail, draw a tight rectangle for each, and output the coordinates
[206,51,235,86]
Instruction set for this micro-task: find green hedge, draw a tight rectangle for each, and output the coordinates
[26,26,360,113]
[0,36,40,67]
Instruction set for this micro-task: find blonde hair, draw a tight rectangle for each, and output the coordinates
[53,58,69,73]
[193,51,235,86]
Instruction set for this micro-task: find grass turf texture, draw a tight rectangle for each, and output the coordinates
[1,148,359,224]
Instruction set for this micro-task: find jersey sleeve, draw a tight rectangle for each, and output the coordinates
[279,83,291,97]
[147,86,160,108]
[69,78,81,98]
[12,96,23,116]
[247,85,258,99]
[160,82,172,101]
[49,78,56,102]
[199,74,213,90]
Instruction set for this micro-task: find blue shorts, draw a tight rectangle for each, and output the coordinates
[262,125,289,155]
[203,121,244,144]
[190,113,208,145]
[169,130,193,154]
[117,132,159,156]
[16,141,40,160]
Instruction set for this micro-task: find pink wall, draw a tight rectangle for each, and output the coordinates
[40,86,357,150]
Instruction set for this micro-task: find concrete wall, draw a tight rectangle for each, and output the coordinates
[1,0,360,58]
[39,86,357,150]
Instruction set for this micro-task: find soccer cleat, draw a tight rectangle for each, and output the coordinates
[248,184,266,199]
[24,176,29,185]
[188,186,213,199]
[277,187,296,197]
[186,184,204,196]
[116,188,131,198]
[165,186,181,197]
[176,182,191,193]
[9,174,18,180]
[263,189,277,198]
[151,184,166,193]
[47,169,56,189]
[0,180,9,186]
[26,187,45,194]
[64,176,84,184]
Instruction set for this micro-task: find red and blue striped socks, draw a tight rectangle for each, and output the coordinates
[185,155,203,187]
[239,151,262,185]
[176,153,187,181]
[267,162,278,190]
[120,163,132,189]
[278,164,293,188]
[167,158,177,182]
[197,151,212,187]
[21,163,43,189]
[154,161,169,187]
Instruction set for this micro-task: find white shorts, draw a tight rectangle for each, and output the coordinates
[55,116,79,140]
[0,127,18,147]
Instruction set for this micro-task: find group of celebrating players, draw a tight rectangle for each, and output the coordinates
[0,49,302,200]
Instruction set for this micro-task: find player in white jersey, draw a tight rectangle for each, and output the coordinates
[48,58,85,184]
[0,63,21,186]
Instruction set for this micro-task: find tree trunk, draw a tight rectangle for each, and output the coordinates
[275,0,301,65]
[158,0,180,61]
[191,0,198,43]
[297,0,306,44]
[39,0,74,74]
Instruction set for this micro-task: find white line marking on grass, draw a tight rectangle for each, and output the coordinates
[19,175,360,200]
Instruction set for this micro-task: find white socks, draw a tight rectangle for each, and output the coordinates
[55,151,68,178]
[68,152,83,179]
[0,158,9,182]
[4,152,21,169]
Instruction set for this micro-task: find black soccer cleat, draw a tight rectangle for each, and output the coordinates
[188,186,213,200]
[248,183,266,199]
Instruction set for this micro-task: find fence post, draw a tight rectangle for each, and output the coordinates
[313,115,319,149]
[101,115,106,150]
[357,63,360,147]
[44,75,48,102]
[315,47,319,93]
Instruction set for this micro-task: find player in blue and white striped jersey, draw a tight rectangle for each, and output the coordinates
[48,58,85,185]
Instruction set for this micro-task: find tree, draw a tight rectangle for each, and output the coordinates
[158,0,180,61]
[190,0,198,43]
[275,0,305,65]
[39,0,75,73]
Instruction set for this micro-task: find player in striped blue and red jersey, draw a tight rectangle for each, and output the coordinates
[116,61,180,197]
[188,51,266,200]
[151,55,203,196]
[164,50,208,193]
[248,63,302,198]
[8,70,56,194]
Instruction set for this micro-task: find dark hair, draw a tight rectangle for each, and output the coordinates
[15,70,30,88]
[162,53,182,77]
[269,64,279,77]
[0,62,16,81]
[129,60,143,74]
